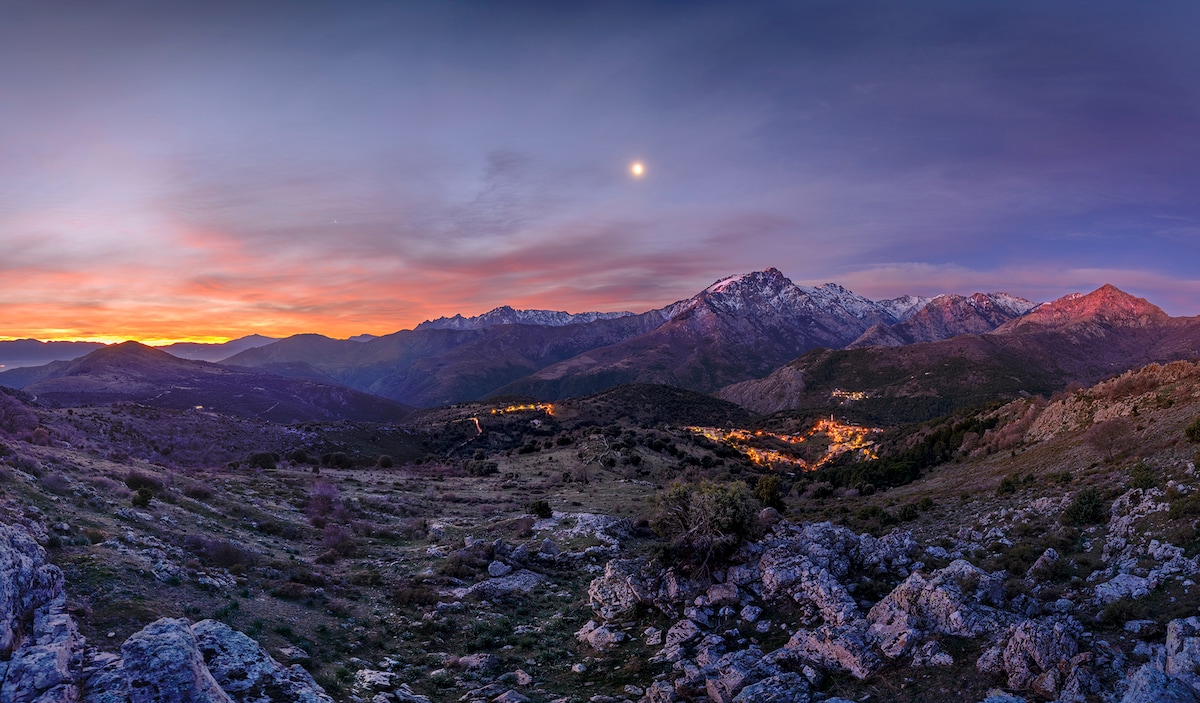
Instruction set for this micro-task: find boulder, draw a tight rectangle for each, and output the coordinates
[1120,663,1200,703]
[119,618,232,703]
[783,624,880,680]
[192,619,333,702]
[1095,573,1153,604]
[2,595,85,703]
[574,620,627,651]
[730,673,811,703]
[1166,616,1200,689]
[868,559,1010,657]
[999,616,1081,696]
[587,559,657,620]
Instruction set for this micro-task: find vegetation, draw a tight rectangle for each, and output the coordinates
[1187,417,1200,443]
[1060,487,1106,526]
[817,412,999,491]
[650,480,760,570]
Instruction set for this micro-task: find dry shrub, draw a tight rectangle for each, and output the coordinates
[321,524,357,556]
[1086,418,1135,460]
[183,535,257,569]
[38,473,71,495]
[124,470,165,492]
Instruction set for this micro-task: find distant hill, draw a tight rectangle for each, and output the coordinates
[0,339,104,371]
[718,285,1200,423]
[0,341,412,423]
[158,334,278,361]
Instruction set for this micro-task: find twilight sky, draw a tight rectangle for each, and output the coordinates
[3,0,1200,342]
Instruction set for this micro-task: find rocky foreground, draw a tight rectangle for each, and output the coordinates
[5,468,1200,702]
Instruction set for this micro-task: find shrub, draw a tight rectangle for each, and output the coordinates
[321,452,353,469]
[124,470,164,492]
[1127,462,1157,491]
[753,475,785,511]
[466,460,499,477]
[650,480,760,569]
[247,452,278,471]
[0,392,37,437]
[996,476,1019,496]
[896,504,920,522]
[184,535,256,569]
[376,455,394,468]
[181,483,214,501]
[38,473,71,495]
[322,524,357,556]
[131,487,153,508]
[1085,418,1135,459]
[526,499,552,519]
[1187,417,1200,443]
[1060,487,1106,526]
[286,449,311,464]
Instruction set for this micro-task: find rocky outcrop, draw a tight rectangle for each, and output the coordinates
[0,523,332,703]
[867,559,1011,658]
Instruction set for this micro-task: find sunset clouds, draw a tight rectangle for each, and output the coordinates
[3,1,1199,341]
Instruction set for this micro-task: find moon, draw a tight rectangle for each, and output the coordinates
[630,161,645,178]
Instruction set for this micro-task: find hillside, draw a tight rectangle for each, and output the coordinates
[0,342,413,423]
[1,357,1200,701]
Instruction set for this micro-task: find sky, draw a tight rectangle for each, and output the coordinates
[3,0,1200,343]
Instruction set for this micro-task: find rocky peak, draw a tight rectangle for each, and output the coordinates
[416,305,634,331]
[998,284,1169,333]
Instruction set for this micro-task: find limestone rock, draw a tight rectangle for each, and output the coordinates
[3,595,85,703]
[1166,616,1200,689]
[461,569,546,600]
[783,624,880,680]
[664,619,702,648]
[487,561,513,578]
[1095,573,1153,604]
[977,616,1081,699]
[575,620,626,651]
[730,673,811,703]
[119,618,232,703]
[192,619,333,702]
[587,558,657,620]
[868,559,1010,657]
[1120,663,1200,703]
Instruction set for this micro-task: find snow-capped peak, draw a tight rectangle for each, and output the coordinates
[416,306,634,331]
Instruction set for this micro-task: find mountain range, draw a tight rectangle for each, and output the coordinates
[0,341,411,423]
[2,269,1196,424]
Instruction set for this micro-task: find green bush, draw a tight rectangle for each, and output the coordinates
[996,476,1019,496]
[466,460,499,477]
[753,474,784,511]
[376,455,394,468]
[1127,462,1157,491]
[131,487,153,508]
[651,480,760,569]
[1061,487,1106,526]
[896,504,919,522]
[1186,417,1200,443]
[321,452,353,469]
[526,499,552,519]
[247,452,278,471]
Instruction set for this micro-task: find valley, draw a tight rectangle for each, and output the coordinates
[1,275,1199,702]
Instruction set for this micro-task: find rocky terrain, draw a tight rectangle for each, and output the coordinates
[1,356,1200,701]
